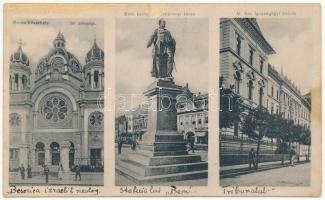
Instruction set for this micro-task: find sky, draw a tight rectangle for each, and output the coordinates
[9,19,104,70]
[115,18,209,113]
[257,18,315,95]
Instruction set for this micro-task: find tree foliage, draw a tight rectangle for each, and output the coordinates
[219,88,244,129]
[240,106,311,150]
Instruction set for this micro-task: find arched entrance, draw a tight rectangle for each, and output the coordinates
[69,142,75,169]
[50,142,60,165]
[35,142,45,166]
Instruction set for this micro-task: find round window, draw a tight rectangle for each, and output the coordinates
[89,112,103,128]
[42,96,68,122]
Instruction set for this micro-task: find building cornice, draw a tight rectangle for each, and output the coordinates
[234,18,276,55]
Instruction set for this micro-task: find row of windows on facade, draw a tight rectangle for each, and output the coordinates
[268,99,309,122]
[85,70,103,89]
[179,116,208,126]
[234,76,309,121]
[235,34,309,120]
[233,76,264,106]
[10,74,29,91]
[10,71,103,91]
[10,142,102,167]
[270,86,279,100]
[269,88,310,121]
[236,33,265,74]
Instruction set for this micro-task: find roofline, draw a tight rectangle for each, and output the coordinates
[235,18,276,55]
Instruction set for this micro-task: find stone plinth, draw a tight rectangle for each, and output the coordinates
[116,79,207,185]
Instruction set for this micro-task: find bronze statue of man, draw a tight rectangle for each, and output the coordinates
[147,19,176,79]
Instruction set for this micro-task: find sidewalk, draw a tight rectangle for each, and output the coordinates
[10,172,104,186]
[220,159,309,178]
[220,162,310,186]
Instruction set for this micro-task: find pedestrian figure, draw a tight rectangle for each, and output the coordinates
[74,164,81,181]
[43,164,49,183]
[27,165,32,178]
[131,135,138,151]
[117,137,123,154]
[186,132,195,153]
[248,148,256,169]
[58,164,63,180]
[19,164,25,180]
[190,136,195,153]
[290,147,296,167]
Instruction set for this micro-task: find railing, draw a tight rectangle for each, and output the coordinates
[220,133,276,145]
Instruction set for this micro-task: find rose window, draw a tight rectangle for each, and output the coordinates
[42,96,68,122]
[89,112,103,127]
[10,113,21,127]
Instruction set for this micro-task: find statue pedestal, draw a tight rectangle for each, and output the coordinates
[116,79,207,185]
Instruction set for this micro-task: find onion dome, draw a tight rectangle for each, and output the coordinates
[10,41,30,66]
[85,39,104,64]
[53,31,66,48]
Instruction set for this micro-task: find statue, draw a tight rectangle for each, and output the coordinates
[147,19,176,79]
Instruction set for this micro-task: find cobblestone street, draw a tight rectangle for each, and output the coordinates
[220,162,310,187]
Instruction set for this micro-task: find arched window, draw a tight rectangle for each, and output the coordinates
[87,72,91,87]
[236,34,241,56]
[35,142,45,166]
[248,80,253,100]
[50,142,60,165]
[14,74,19,90]
[22,75,26,89]
[69,142,75,169]
[94,71,99,88]
[234,71,241,94]
[10,75,12,90]
[249,47,254,65]
[259,57,264,74]
[259,87,263,106]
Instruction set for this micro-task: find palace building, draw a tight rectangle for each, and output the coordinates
[220,18,311,137]
[9,32,104,172]
[219,18,311,166]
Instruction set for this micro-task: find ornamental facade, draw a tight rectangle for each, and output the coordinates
[9,32,104,172]
[220,18,311,138]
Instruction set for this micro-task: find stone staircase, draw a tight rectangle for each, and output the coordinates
[116,133,208,185]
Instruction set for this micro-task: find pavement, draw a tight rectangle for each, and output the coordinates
[115,146,208,186]
[10,172,104,186]
[220,162,310,187]
[220,157,308,178]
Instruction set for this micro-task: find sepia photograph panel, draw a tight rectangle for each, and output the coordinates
[8,18,104,186]
[115,18,209,186]
[219,18,312,187]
